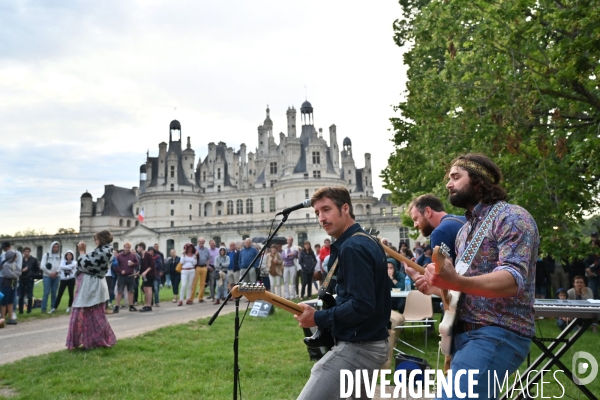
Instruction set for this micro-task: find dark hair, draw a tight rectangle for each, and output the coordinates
[138,242,146,250]
[311,187,355,219]
[23,246,31,252]
[450,153,507,204]
[408,194,445,214]
[573,275,585,283]
[94,230,113,246]
[184,243,196,255]
[303,241,313,254]
[65,252,74,260]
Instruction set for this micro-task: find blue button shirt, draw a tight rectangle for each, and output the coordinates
[314,223,391,342]
[238,246,258,269]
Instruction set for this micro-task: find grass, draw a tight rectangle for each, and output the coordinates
[1,305,598,399]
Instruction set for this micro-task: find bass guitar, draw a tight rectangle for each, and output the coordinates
[230,283,335,350]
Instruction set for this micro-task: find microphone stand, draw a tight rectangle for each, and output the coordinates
[208,212,292,400]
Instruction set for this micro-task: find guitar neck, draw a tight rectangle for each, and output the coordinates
[380,243,426,274]
[263,292,305,316]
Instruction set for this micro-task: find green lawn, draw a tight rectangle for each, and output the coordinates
[1,307,598,399]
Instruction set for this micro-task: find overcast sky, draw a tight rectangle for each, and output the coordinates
[0,0,407,235]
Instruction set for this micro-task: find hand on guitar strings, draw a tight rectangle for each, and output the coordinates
[294,303,317,328]
[424,258,460,292]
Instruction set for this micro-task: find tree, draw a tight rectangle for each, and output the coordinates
[383,0,600,259]
[56,228,77,235]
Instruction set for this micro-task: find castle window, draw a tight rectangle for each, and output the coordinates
[218,168,221,179]
[399,227,410,243]
[170,184,174,192]
[246,199,253,214]
[305,189,309,199]
[36,246,43,260]
[261,198,265,213]
[312,152,320,164]
[136,207,139,214]
[189,204,192,209]
[191,174,193,179]
[203,171,206,182]
[190,164,193,169]
[236,199,244,214]
[391,207,399,216]
[270,162,277,174]
[269,197,276,212]
[171,200,174,205]
[227,200,234,215]
[171,210,174,216]
[185,156,187,160]
[170,221,174,227]
[249,169,252,174]
[270,180,277,187]
[298,232,308,246]
[380,208,386,217]
[218,185,221,192]
[127,220,131,227]
[349,179,352,184]
[135,221,139,226]
[313,171,321,178]
[119,219,123,227]
[171,166,175,178]
[199,203,202,216]
[304,173,309,179]
[189,215,192,220]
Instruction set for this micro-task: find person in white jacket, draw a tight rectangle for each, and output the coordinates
[51,250,77,313]
[40,241,61,313]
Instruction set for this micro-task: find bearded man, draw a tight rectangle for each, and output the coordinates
[407,153,539,399]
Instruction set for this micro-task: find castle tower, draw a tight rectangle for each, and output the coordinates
[329,124,339,170]
[300,100,314,125]
[286,106,297,138]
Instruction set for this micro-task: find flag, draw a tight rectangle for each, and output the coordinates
[137,208,145,223]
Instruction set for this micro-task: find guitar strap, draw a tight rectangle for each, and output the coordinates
[318,231,383,298]
[454,201,506,276]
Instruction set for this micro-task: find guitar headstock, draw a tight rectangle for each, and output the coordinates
[433,243,451,273]
[365,228,380,237]
[230,283,267,302]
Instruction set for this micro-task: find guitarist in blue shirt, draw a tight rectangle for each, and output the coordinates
[294,187,391,400]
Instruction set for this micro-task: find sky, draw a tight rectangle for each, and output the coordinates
[0,0,408,236]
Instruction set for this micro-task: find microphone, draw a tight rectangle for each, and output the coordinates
[276,199,312,216]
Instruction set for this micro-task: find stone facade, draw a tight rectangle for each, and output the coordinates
[7,101,411,256]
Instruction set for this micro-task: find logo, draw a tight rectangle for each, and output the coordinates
[572,351,598,386]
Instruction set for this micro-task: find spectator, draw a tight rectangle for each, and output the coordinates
[585,238,600,299]
[555,288,571,330]
[226,242,240,291]
[568,276,594,300]
[105,250,118,313]
[40,241,61,313]
[1,250,21,325]
[313,244,323,291]
[139,243,155,312]
[416,245,432,267]
[267,245,283,297]
[281,236,299,299]
[299,241,317,300]
[52,250,77,313]
[179,243,198,306]
[319,239,331,264]
[207,239,220,301]
[153,244,166,287]
[192,237,210,303]
[388,259,405,312]
[149,247,164,307]
[1,241,23,320]
[67,230,116,349]
[535,252,550,299]
[113,243,139,313]
[18,247,40,315]
[258,247,271,291]
[166,249,181,303]
[214,247,230,305]
[413,241,424,258]
[239,238,258,284]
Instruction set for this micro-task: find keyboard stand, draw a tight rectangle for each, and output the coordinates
[500,318,597,400]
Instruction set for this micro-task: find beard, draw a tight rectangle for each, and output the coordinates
[449,183,478,209]
[420,220,435,237]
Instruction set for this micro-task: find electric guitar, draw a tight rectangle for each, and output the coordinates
[230,283,335,350]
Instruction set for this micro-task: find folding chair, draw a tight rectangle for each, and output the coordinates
[394,290,435,354]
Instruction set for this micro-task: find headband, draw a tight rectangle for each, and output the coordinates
[452,159,496,183]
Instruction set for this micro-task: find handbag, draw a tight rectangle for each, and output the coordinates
[176,262,183,273]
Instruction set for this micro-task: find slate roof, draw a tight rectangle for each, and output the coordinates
[100,185,138,217]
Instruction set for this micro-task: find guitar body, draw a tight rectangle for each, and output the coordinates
[303,293,336,350]
[438,289,461,356]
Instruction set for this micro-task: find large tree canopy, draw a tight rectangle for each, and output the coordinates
[383,0,600,258]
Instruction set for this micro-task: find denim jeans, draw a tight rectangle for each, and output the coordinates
[18,279,35,313]
[42,276,59,312]
[438,325,531,400]
[153,279,161,304]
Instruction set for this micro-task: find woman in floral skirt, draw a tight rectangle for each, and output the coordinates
[66,230,116,350]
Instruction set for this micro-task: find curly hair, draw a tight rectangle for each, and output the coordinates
[450,153,507,204]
